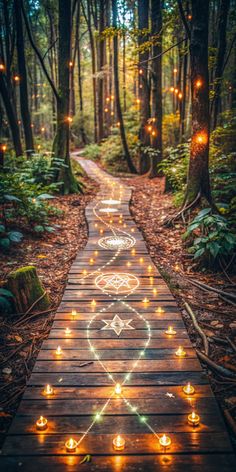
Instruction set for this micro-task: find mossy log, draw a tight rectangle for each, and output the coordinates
[6,266,50,314]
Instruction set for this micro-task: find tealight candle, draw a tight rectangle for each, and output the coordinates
[159,434,171,448]
[43,384,54,395]
[188,411,200,426]
[143,297,149,304]
[56,345,62,355]
[153,288,157,295]
[89,258,94,264]
[183,382,195,395]
[36,416,48,431]
[65,437,78,453]
[175,346,186,357]
[156,307,164,313]
[165,326,176,335]
[91,299,96,306]
[148,265,152,272]
[71,309,77,317]
[83,269,87,275]
[131,249,136,255]
[65,327,71,335]
[113,435,125,451]
[115,383,122,395]
[139,257,144,263]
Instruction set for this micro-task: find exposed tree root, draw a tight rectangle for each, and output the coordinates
[163,191,201,227]
[196,349,236,379]
[184,302,209,355]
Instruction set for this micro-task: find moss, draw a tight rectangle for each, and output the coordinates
[7,265,50,314]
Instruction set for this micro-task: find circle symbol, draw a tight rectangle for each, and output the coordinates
[95,272,139,295]
[98,235,135,251]
[99,207,118,213]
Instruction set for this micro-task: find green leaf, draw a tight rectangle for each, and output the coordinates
[193,248,205,259]
[8,231,23,242]
[45,226,56,233]
[209,242,221,258]
[0,288,14,298]
[0,224,5,233]
[4,194,21,202]
[34,225,45,233]
[37,194,55,200]
[195,208,211,219]
[0,238,10,250]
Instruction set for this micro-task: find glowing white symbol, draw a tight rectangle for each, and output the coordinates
[101,199,120,205]
[101,314,135,336]
[98,235,135,250]
[95,273,139,294]
[99,207,118,213]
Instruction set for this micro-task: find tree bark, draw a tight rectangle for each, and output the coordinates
[86,0,98,142]
[0,74,23,157]
[112,0,137,173]
[149,0,162,178]
[76,1,87,144]
[138,0,150,174]
[14,0,34,155]
[97,0,105,141]
[211,0,230,129]
[52,0,78,194]
[184,0,213,206]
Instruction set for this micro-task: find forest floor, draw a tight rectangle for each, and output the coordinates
[0,174,99,446]
[125,173,236,448]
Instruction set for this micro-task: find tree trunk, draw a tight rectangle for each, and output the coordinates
[97,0,105,141]
[14,0,34,155]
[0,74,23,157]
[149,0,162,178]
[76,1,87,144]
[138,0,150,174]
[211,0,230,129]
[87,0,98,142]
[52,0,78,194]
[112,0,137,174]
[184,0,213,206]
[6,266,50,314]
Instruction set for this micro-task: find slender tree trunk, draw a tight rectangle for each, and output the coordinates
[181,36,188,139]
[149,0,162,178]
[76,1,87,144]
[14,0,34,155]
[211,0,230,129]
[138,0,150,174]
[112,0,137,173]
[184,0,212,206]
[87,0,98,142]
[0,74,23,156]
[97,0,105,141]
[52,0,77,194]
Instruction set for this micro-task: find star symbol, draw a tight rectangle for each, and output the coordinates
[103,274,133,292]
[101,314,135,336]
[166,392,175,398]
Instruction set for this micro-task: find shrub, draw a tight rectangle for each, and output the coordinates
[183,208,236,270]
[158,142,189,192]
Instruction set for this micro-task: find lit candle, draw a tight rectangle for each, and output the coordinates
[188,411,200,427]
[159,434,171,448]
[65,327,71,335]
[175,346,186,357]
[83,269,87,275]
[65,437,78,453]
[115,383,122,395]
[56,345,62,355]
[131,249,136,255]
[72,309,77,317]
[165,326,176,335]
[91,299,97,307]
[89,258,94,264]
[183,382,195,395]
[139,257,144,263]
[113,435,125,451]
[147,265,152,272]
[153,288,157,295]
[143,297,149,304]
[36,416,48,431]
[156,307,164,313]
[43,384,54,395]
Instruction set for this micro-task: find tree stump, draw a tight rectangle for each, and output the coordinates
[6,266,50,314]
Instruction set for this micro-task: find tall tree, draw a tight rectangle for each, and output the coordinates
[211,0,230,129]
[97,0,105,141]
[149,0,162,178]
[14,0,34,155]
[0,73,23,156]
[138,0,150,174]
[182,0,213,206]
[52,0,77,193]
[112,0,137,173]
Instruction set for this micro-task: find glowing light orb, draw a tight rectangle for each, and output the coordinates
[98,235,135,251]
[95,272,139,294]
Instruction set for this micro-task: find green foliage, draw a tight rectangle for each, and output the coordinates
[158,142,189,191]
[0,223,23,252]
[100,132,139,173]
[183,208,236,270]
[82,143,101,161]
[0,287,14,314]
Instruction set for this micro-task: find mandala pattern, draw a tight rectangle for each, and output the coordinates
[101,314,135,336]
[99,207,118,213]
[98,235,135,250]
[95,272,139,294]
[101,199,120,205]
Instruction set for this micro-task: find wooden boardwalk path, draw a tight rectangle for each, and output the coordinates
[1,158,236,471]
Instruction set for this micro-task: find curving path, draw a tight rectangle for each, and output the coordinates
[1,158,236,471]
